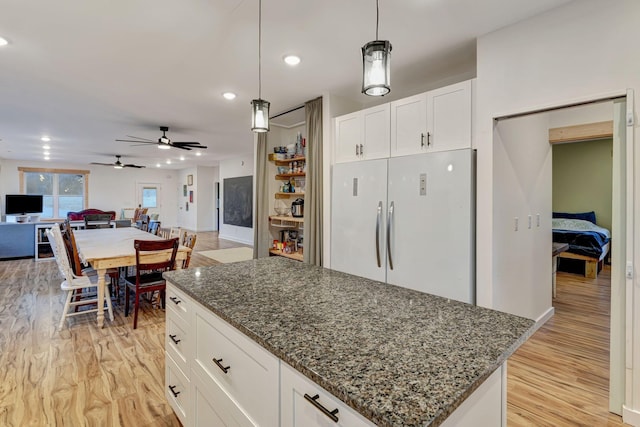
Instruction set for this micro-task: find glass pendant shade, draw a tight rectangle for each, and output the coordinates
[251,98,270,132]
[361,40,391,96]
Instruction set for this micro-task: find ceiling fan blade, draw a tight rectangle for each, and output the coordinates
[172,141,200,145]
[125,135,155,142]
[123,164,145,168]
[173,142,208,149]
[171,145,192,151]
[116,139,157,144]
[90,162,116,166]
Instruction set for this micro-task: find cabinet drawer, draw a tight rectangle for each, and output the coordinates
[281,362,375,427]
[166,310,190,374]
[165,352,191,427]
[192,365,255,427]
[166,283,191,322]
[193,307,279,426]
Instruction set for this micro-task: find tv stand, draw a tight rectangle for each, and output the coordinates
[6,214,39,223]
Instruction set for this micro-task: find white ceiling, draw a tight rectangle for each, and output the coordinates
[0,0,572,170]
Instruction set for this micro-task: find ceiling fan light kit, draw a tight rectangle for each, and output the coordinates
[362,0,391,96]
[251,0,270,133]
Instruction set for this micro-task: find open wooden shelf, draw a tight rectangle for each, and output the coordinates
[275,192,305,199]
[269,215,304,228]
[275,172,306,180]
[268,154,306,165]
[269,249,303,261]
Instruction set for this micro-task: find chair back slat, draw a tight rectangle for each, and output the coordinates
[182,233,197,268]
[49,224,77,282]
[134,238,179,280]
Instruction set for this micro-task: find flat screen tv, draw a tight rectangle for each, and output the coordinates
[5,194,44,215]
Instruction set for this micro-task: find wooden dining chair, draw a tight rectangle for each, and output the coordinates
[181,233,197,268]
[136,214,150,232]
[123,238,179,329]
[48,224,114,329]
[84,213,112,229]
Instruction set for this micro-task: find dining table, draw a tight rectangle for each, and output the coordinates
[73,227,191,328]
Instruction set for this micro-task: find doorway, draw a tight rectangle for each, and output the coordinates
[493,97,627,416]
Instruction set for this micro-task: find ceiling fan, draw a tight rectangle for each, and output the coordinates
[91,155,145,169]
[116,126,207,151]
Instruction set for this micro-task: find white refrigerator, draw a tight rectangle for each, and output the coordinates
[331,149,475,304]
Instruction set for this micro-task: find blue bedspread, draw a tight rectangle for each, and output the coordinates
[552,218,610,259]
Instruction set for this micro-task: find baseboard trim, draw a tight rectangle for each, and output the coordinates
[623,405,640,426]
[218,234,253,246]
[533,306,555,332]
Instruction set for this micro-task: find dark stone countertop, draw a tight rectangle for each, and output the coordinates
[164,257,535,427]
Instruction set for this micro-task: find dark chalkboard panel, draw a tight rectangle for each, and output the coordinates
[223,175,253,228]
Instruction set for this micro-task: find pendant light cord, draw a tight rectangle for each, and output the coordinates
[375,0,379,40]
[258,0,262,99]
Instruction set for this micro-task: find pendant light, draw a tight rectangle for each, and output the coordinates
[361,0,391,96]
[251,0,270,132]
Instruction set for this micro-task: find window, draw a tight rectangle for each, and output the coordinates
[141,187,158,208]
[19,168,89,219]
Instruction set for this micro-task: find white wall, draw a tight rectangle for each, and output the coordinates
[176,167,197,230]
[196,165,218,232]
[492,113,552,321]
[219,155,254,245]
[476,0,640,422]
[0,159,179,225]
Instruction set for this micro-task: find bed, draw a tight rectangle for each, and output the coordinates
[552,211,611,279]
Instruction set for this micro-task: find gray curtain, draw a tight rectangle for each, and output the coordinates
[253,133,271,258]
[304,97,323,266]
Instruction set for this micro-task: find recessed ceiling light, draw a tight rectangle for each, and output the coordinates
[43,151,50,156]
[166,159,172,165]
[41,136,51,142]
[0,37,8,47]
[223,92,237,100]
[44,156,50,160]
[42,145,50,150]
[156,163,161,168]
[195,152,202,156]
[180,156,185,161]
[283,55,301,66]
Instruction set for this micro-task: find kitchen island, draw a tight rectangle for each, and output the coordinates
[163,257,535,427]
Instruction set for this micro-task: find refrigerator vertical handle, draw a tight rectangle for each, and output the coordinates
[387,201,394,270]
[376,201,382,268]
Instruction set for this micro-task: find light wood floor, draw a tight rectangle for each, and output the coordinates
[0,234,628,426]
[0,231,247,427]
[507,265,628,426]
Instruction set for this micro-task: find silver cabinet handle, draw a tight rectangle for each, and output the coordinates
[387,201,394,270]
[360,144,364,156]
[427,132,432,146]
[376,201,382,268]
[421,133,425,148]
[355,144,359,156]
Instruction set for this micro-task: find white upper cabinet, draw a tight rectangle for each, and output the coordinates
[335,79,473,162]
[362,103,390,160]
[335,104,390,163]
[426,80,472,152]
[335,111,362,163]
[390,93,428,157]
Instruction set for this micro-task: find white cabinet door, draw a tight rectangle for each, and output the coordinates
[440,365,504,427]
[426,80,472,152]
[386,150,474,304]
[335,112,362,163]
[331,159,388,282]
[281,363,376,427]
[362,103,390,160]
[390,93,427,157]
